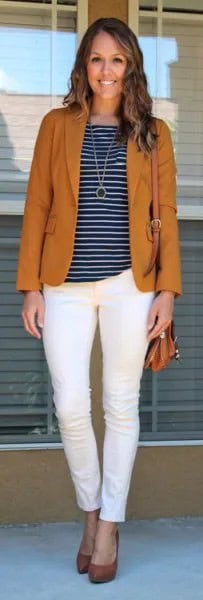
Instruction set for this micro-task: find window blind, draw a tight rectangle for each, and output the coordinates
[140,220,203,440]
[0,217,202,443]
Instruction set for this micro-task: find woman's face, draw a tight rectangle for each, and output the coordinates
[86,31,127,101]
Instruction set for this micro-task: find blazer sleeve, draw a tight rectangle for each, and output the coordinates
[16,110,55,292]
[155,119,182,297]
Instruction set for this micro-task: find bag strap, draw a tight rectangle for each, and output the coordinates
[144,141,161,276]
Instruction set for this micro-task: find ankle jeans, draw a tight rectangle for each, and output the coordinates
[42,268,155,522]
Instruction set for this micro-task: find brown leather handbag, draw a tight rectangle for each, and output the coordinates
[144,140,180,372]
[144,320,180,372]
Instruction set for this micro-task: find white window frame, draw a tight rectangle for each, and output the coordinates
[0,0,88,216]
[127,0,203,447]
[128,0,203,221]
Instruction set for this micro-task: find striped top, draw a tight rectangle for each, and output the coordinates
[64,122,131,282]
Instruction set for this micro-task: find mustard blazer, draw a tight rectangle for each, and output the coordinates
[16,106,182,296]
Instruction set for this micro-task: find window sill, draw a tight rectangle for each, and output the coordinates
[1,440,203,451]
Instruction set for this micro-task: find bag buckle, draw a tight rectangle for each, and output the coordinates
[151,218,161,231]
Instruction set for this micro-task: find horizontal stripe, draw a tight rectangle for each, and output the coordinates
[66,259,131,263]
[76,223,128,227]
[68,253,129,257]
[75,217,129,222]
[77,202,128,207]
[73,238,129,246]
[65,123,131,283]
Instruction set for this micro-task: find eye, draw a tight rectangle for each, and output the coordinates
[90,56,124,63]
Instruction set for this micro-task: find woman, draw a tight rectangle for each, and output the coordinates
[16,17,182,583]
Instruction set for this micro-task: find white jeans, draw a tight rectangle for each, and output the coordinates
[42,268,155,522]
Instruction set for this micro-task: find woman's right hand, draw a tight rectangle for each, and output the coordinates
[21,291,45,339]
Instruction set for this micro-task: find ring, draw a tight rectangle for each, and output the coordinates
[160,331,166,339]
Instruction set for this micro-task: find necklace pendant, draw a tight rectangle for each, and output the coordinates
[96,186,106,199]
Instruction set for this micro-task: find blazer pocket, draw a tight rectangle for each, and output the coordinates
[146,220,153,242]
[45,215,56,234]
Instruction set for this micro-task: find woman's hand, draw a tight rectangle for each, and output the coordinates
[147,291,175,342]
[21,291,45,339]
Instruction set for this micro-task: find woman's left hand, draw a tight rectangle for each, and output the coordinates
[147,291,175,342]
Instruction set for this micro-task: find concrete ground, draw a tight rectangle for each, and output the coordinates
[1,517,203,600]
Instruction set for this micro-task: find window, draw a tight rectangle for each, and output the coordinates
[0,0,85,212]
[135,0,203,440]
[0,0,88,445]
[0,1,202,445]
[138,1,203,212]
[140,221,203,440]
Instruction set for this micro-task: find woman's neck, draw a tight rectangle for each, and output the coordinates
[89,114,119,126]
[89,97,121,126]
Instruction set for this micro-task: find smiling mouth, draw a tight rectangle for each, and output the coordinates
[99,80,116,85]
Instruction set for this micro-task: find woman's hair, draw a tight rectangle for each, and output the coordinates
[62,17,157,153]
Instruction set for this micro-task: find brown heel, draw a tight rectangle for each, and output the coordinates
[76,550,92,574]
[88,529,119,583]
[77,508,101,573]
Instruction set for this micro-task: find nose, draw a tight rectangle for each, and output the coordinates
[100,60,112,76]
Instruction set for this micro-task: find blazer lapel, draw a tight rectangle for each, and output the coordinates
[127,136,145,210]
[64,108,88,207]
[65,108,145,209]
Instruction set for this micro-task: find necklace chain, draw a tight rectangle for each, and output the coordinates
[89,122,118,199]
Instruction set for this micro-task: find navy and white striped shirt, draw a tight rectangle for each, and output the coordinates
[64,123,131,282]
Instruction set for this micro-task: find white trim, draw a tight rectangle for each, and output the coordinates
[129,1,203,26]
[139,10,203,22]
[140,440,203,447]
[51,0,58,108]
[162,11,203,22]
[77,0,88,47]
[128,0,139,35]
[1,440,203,451]
[156,1,162,104]
[0,0,76,11]
[54,4,76,12]
[0,443,64,451]
[157,0,163,28]
[0,0,51,9]
[139,10,158,19]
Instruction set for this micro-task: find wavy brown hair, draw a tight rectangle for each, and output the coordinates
[62,17,158,153]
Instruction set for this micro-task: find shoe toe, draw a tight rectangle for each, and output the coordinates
[88,562,117,583]
[76,551,92,574]
[88,529,119,583]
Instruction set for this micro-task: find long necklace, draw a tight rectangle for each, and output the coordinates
[89,122,118,199]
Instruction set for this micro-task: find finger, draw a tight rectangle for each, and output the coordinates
[23,317,41,339]
[147,320,170,342]
[22,313,41,339]
[37,306,44,329]
[147,309,158,331]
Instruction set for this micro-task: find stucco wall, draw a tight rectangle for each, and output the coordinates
[1,444,203,524]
